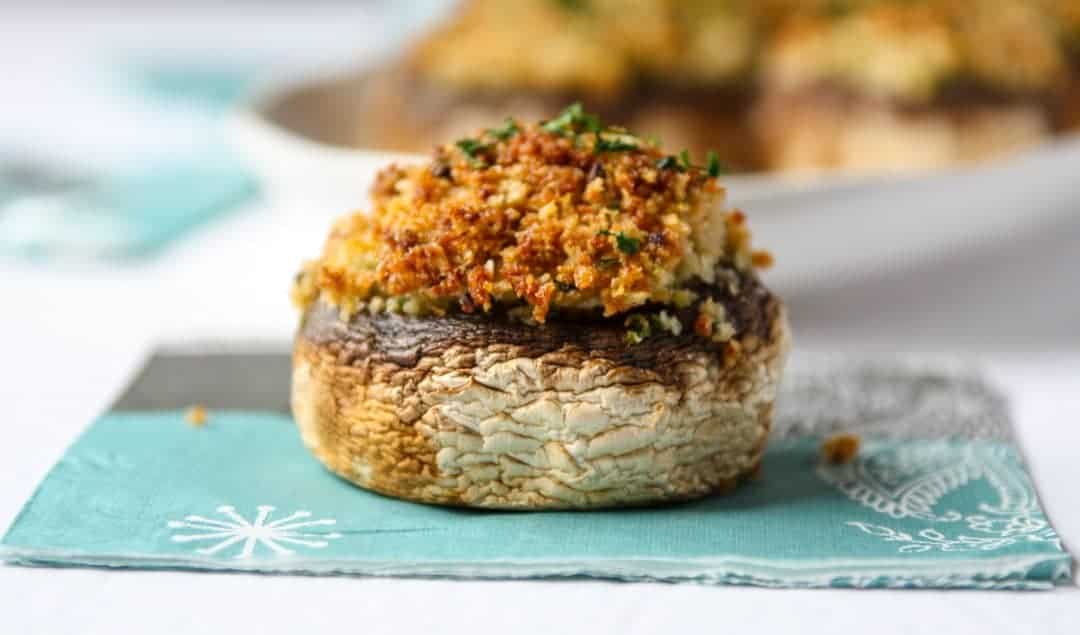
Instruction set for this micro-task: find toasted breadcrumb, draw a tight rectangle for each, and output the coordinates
[763,1,1068,103]
[751,250,775,270]
[821,433,861,464]
[411,1,1076,101]
[409,0,756,96]
[185,405,208,427]
[696,297,737,343]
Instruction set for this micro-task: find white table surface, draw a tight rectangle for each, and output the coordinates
[2,6,1078,634]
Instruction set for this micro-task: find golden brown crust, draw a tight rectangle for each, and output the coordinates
[291,290,789,510]
[296,114,760,324]
[412,1,1075,103]
[408,0,756,97]
[754,1,1069,104]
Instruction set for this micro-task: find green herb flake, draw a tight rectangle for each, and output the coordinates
[554,0,588,12]
[595,137,637,153]
[624,314,652,345]
[598,229,641,255]
[582,113,602,133]
[679,149,692,171]
[543,102,601,136]
[593,130,639,153]
[455,138,490,162]
[555,280,576,293]
[616,234,641,255]
[824,0,854,18]
[706,151,728,177]
[656,155,682,171]
[488,117,520,140]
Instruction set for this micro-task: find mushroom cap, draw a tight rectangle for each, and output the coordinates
[291,266,789,509]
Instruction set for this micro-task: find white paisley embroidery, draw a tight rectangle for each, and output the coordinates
[818,442,1062,553]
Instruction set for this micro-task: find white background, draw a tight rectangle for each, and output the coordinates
[1,5,1078,633]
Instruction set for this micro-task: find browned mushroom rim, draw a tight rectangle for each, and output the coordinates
[300,266,778,372]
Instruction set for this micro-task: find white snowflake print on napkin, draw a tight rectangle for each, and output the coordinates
[167,505,341,559]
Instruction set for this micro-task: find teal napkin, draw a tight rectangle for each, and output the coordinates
[1,357,1072,589]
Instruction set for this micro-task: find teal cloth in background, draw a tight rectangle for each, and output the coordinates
[2,412,1070,589]
[0,62,257,260]
[0,159,255,259]
[123,63,258,111]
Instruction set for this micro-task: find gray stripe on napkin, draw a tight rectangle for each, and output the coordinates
[111,352,291,413]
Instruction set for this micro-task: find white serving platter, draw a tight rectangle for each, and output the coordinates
[228,67,1080,297]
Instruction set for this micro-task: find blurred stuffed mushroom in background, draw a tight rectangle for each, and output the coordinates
[352,0,1080,175]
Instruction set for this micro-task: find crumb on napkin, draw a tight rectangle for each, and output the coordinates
[185,405,208,427]
[821,433,860,464]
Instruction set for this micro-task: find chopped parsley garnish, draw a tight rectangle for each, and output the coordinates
[543,102,601,136]
[624,314,652,345]
[594,135,638,153]
[455,138,491,165]
[616,234,641,255]
[659,149,727,177]
[598,229,641,255]
[488,117,520,140]
[554,0,588,12]
[555,281,576,292]
[824,0,854,18]
[543,103,641,153]
[706,151,727,177]
[656,155,684,172]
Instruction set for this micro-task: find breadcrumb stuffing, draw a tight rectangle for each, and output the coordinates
[295,108,763,324]
[409,0,756,96]
[655,310,683,336]
[764,1,1069,103]
[185,405,208,427]
[695,297,737,343]
[414,1,1075,105]
[821,433,861,464]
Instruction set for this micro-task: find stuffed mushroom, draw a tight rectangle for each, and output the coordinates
[291,106,790,509]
